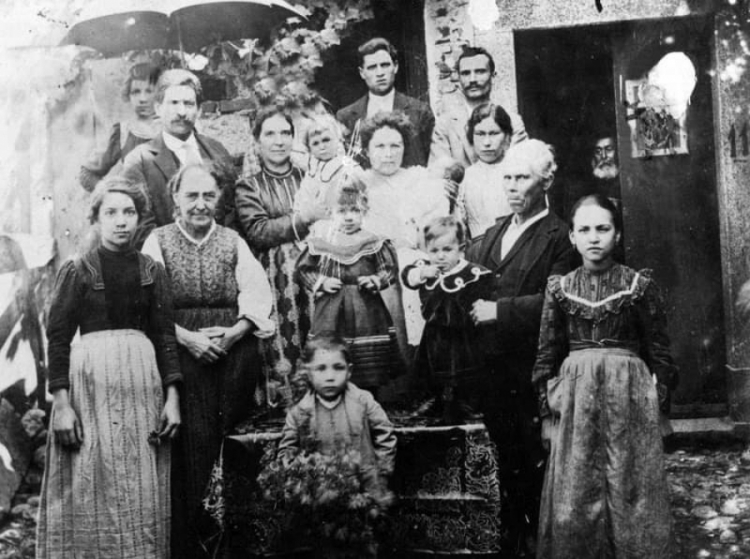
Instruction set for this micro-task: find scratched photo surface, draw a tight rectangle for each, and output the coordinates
[1,1,750,557]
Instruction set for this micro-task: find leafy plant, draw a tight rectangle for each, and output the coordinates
[201,0,375,99]
[258,448,392,555]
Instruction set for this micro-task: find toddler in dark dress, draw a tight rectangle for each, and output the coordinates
[402,215,493,424]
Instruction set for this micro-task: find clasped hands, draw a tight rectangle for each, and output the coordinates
[320,275,381,294]
[182,325,244,364]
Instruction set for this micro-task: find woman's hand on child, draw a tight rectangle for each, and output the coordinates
[358,275,381,293]
[470,299,497,325]
[322,277,343,293]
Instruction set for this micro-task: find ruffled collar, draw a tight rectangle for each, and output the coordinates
[422,259,491,293]
[306,233,386,265]
[548,264,652,322]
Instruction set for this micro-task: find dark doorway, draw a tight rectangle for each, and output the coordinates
[312,0,429,113]
[515,27,617,217]
[515,18,727,417]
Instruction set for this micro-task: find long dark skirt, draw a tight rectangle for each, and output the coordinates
[171,307,260,559]
[537,348,672,559]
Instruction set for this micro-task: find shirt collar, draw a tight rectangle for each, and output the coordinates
[176,218,216,246]
[367,89,396,112]
[316,393,343,409]
[509,207,549,231]
[162,130,198,153]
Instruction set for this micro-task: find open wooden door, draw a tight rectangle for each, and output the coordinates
[612,17,726,417]
[516,16,727,417]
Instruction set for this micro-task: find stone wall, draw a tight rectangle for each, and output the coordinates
[422,0,712,115]
[713,9,750,422]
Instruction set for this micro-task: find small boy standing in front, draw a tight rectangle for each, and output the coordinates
[277,337,397,504]
[402,216,494,424]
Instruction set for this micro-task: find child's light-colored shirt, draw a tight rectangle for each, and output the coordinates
[278,383,397,488]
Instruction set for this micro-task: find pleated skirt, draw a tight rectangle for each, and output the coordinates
[36,330,170,559]
[537,348,673,559]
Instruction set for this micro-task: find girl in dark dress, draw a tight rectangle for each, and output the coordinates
[297,181,400,398]
[532,194,677,559]
[37,177,181,558]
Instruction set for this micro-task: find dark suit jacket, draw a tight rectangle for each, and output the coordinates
[122,132,234,248]
[336,91,435,167]
[466,211,577,358]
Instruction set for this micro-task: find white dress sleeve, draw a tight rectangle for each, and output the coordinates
[140,233,165,264]
[235,237,276,339]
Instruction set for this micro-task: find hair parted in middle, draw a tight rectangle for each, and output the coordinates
[466,103,513,144]
[569,193,623,233]
[252,106,296,140]
[88,176,150,225]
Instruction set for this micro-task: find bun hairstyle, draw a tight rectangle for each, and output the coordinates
[569,193,623,233]
[88,177,149,224]
[466,103,513,144]
[252,106,295,140]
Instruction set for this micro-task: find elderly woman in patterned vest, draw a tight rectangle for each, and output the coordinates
[142,163,275,559]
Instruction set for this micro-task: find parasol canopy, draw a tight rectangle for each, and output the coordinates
[61,0,307,57]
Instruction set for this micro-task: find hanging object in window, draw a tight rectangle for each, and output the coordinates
[624,52,696,157]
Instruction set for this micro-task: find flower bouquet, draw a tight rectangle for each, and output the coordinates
[258,449,393,558]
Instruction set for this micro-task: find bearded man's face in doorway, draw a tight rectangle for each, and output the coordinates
[592,137,619,180]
